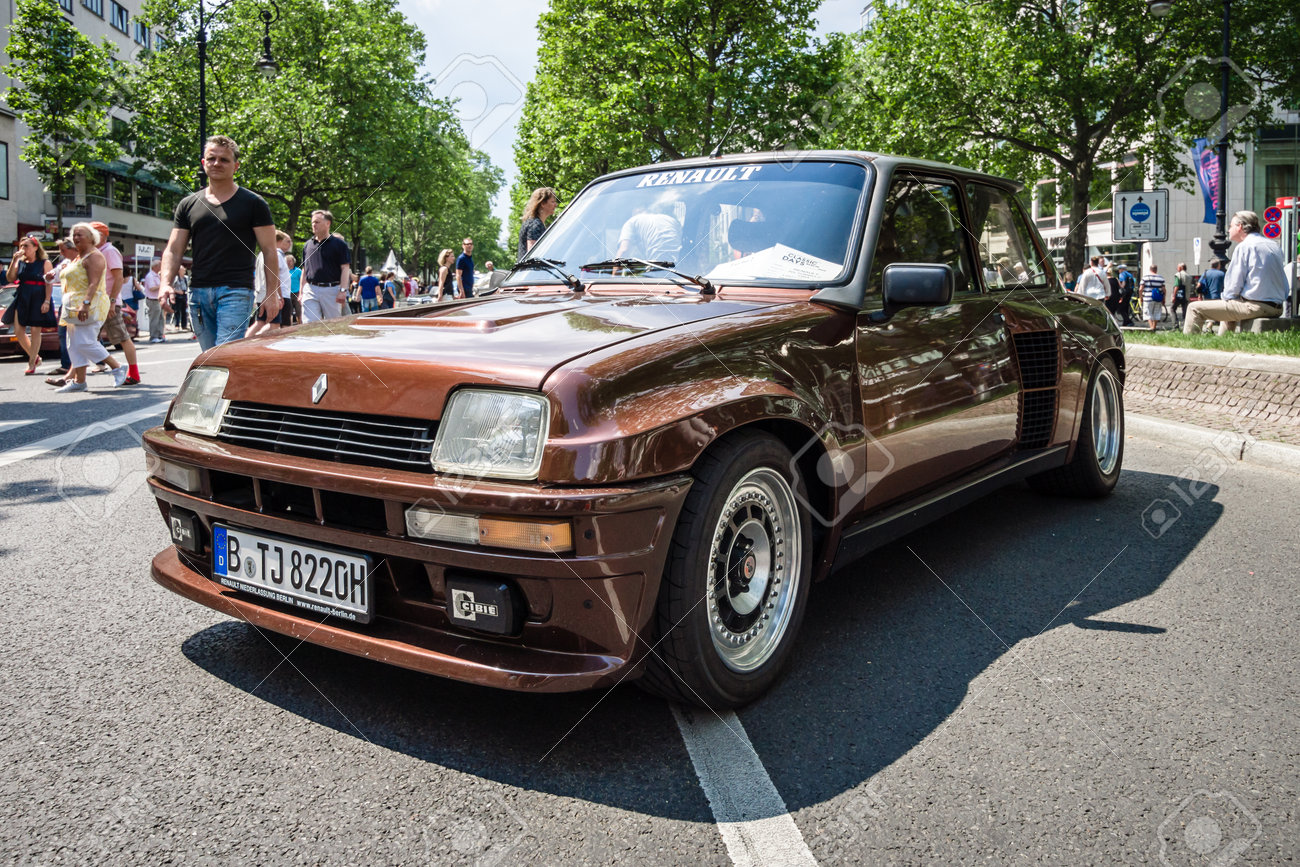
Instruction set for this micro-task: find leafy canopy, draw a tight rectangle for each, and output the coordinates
[511,0,836,239]
[4,0,120,231]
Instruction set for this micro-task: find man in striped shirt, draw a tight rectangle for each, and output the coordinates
[1140,264,1166,331]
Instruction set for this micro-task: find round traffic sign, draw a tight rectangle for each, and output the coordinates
[1263,223,1282,239]
[1130,202,1151,222]
[1264,206,1283,223]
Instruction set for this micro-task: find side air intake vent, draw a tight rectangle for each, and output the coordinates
[1013,331,1059,450]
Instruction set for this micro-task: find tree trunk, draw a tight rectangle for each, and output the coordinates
[1064,164,1094,278]
[286,190,307,242]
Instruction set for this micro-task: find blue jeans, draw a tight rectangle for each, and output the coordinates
[59,324,71,370]
[360,297,379,312]
[190,286,254,351]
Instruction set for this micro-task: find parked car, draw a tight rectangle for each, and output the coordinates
[144,152,1125,708]
[0,282,61,357]
[1,282,138,358]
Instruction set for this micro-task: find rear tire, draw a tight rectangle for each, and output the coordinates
[1029,356,1123,497]
[639,432,812,708]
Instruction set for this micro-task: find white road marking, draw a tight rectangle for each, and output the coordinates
[0,400,172,469]
[672,705,818,867]
[0,419,41,435]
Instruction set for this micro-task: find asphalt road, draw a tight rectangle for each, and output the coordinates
[1,344,1296,866]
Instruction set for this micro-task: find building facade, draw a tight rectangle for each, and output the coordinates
[1,0,184,270]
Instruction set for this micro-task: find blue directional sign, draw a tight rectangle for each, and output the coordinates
[1113,189,1169,242]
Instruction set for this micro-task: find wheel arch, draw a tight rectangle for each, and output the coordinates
[689,417,840,586]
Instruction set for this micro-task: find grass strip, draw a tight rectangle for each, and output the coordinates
[1123,328,1300,357]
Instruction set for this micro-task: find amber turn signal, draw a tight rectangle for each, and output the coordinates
[405,506,573,553]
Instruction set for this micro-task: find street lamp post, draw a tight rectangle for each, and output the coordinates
[1148,0,1233,261]
[196,0,281,187]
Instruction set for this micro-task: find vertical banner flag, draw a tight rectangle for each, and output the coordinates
[1191,138,1218,225]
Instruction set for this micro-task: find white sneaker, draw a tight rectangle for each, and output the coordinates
[112,367,128,387]
[55,381,88,393]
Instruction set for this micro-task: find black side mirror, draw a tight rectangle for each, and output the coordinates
[882,263,954,308]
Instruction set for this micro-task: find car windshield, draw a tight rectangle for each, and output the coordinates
[510,161,871,288]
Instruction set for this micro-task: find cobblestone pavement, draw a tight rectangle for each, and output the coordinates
[1123,342,1300,446]
[1130,397,1300,445]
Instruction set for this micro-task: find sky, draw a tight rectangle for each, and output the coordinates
[392,0,867,241]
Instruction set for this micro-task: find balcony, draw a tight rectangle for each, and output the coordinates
[44,194,174,242]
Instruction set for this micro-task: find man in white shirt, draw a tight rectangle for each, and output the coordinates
[142,258,164,343]
[616,206,682,262]
[1184,211,1288,335]
[1074,256,1107,300]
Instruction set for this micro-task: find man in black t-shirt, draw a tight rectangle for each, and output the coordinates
[300,210,352,322]
[159,135,281,350]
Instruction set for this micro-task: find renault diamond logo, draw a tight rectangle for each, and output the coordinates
[312,374,328,404]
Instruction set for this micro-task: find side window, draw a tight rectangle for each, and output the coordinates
[965,183,1050,290]
[869,175,977,296]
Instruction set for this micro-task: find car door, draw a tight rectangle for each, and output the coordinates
[854,173,1020,511]
[964,181,1068,453]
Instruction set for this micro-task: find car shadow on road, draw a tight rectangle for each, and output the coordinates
[179,468,1215,820]
[748,470,1217,812]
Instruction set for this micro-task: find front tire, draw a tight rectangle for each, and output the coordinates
[1029,356,1123,497]
[639,432,812,708]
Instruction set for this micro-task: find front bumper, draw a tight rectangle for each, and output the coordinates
[143,426,691,692]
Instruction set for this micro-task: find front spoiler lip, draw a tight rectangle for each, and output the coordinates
[151,546,635,692]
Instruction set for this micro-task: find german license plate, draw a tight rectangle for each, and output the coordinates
[213,524,373,623]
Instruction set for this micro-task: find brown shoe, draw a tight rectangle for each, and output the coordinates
[45,377,67,386]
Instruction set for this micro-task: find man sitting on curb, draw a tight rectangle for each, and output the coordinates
[1184,210,1288,335]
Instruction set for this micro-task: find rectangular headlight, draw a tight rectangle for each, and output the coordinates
[170,368,231,436]
[432,390,549,480]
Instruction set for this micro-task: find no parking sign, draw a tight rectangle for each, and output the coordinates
[1263,207,1284,241]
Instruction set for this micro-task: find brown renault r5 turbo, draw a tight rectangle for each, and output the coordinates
[144,152,1124,708]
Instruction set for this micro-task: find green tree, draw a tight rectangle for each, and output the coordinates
[828,0,1293,276]
[4,0,119,235]
[511,0,835,230]
[125,0,497,257]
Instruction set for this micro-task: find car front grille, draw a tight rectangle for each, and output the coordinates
[218,402,437,472]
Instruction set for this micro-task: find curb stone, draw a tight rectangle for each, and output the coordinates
[1126,413,1300,476]
[1124,342,1300,376]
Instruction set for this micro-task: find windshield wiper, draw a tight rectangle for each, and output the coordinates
[511,257,583,291]
[579,257,716,295]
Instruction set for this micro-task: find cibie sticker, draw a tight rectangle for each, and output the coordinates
[636,165,764,187]
[706,243,843,282]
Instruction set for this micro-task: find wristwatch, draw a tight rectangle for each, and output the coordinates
[81,298,91,306]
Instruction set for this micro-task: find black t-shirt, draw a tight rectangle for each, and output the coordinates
[518,217,545,259]
[302,235,351,285]
[173,186,274,289]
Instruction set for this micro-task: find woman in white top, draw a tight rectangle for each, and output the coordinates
[247,230,294,337]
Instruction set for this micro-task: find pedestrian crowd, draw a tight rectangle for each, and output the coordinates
[1065,210,1292,334]
[5,140,562,396]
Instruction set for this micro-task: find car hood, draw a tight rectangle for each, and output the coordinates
[204,291,782,419]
